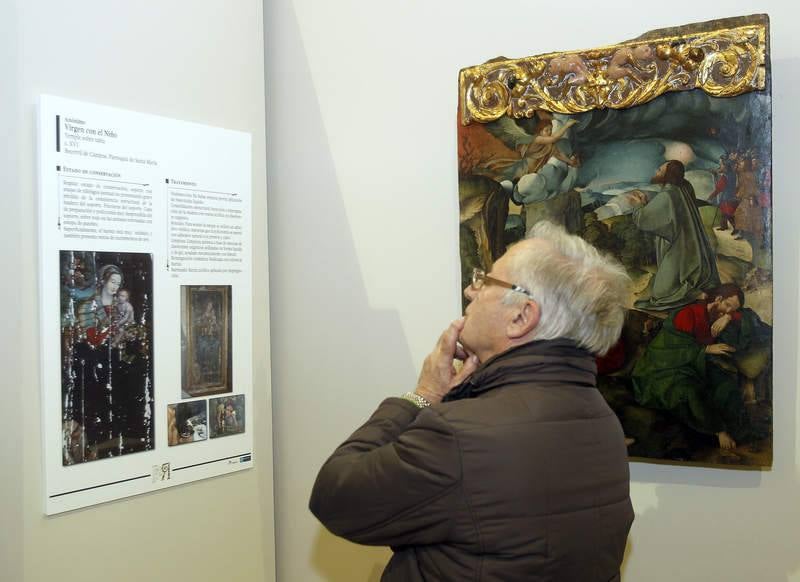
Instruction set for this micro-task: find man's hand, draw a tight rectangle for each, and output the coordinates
[415,319,480,404]
[710,313,732,337]
[705,343,736,356]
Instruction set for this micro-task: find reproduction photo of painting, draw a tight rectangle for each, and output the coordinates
[458,16,772,467]
[60,250,155,465]
[181,285,233,398]
[167,400,208,446]
[209,394,245,438]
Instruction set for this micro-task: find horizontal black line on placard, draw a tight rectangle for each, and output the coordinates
[173,453,252,472]
[49,453,252,499]
[167,185,237,196]
[50,473,150,498]
[58,172,149,187]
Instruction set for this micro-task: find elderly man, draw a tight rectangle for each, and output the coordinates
[310,222,634,581]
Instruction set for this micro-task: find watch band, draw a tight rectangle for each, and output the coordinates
[401,391,431,408]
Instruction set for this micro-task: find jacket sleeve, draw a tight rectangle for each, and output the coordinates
[309,397,464,547]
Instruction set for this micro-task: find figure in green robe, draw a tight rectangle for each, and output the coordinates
[631,284,770,450]
[631,160,720,311]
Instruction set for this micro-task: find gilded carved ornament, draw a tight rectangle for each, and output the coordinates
[459,23,767,125]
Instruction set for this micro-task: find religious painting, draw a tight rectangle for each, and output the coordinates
[457,15,772,467]
[167,400,208,446]
[209,394,246,438]
[181,285,232,398]
[60,250,155,465]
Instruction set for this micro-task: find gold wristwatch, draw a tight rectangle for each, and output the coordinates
[401,391,431,408]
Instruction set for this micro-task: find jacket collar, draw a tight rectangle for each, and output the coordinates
[443,338,597,402]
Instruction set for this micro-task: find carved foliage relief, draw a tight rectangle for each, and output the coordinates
[460,19,766,123]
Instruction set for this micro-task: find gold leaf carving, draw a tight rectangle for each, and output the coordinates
[460,22,767,125]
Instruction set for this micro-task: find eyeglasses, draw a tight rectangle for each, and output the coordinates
[471,268,533,298]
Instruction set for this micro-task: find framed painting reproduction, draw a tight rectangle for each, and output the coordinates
[181,285,233,398]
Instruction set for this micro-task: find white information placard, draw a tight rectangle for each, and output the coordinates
[39,95,254,514]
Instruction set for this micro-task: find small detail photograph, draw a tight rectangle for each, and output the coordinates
[209,395,245,439]
[167,400,208,446]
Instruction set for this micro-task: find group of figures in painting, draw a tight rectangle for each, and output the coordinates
[458,85,773,466]
[60,252,242,465]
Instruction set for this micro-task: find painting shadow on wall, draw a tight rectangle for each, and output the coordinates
[264,1,420,580]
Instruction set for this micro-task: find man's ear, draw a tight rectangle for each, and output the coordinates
[507,300,540,340]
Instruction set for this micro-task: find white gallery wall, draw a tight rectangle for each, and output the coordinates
[0,1,275,581]
[265,1,800,581]
[2,1,799,581]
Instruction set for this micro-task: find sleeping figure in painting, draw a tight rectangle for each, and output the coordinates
[631,284,770,451]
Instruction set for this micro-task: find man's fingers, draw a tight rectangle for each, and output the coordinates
[451,354,480,387]
[437,319,466,357]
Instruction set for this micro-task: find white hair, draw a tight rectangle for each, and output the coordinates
[503,221,631,355]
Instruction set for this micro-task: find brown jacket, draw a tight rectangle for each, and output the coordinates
[310,339,633,581]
